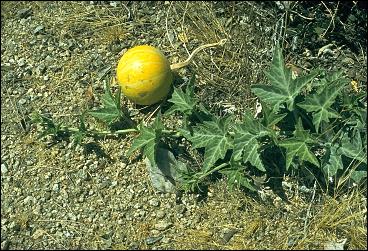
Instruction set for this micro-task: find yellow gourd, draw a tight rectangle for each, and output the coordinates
[116,39,226,105]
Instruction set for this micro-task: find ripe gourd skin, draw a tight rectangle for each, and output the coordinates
[116,45,173,105]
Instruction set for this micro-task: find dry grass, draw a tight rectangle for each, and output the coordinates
[169,182,366,250]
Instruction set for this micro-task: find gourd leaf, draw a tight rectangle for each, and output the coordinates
[232,112,269,172]
[219,163,257,191]
[251,46,319,111]
[166,75,196,116]
[340,131,367,164]
[127,115,163,165]
[189,116,233,171]
[71,113,88,146]
[322,144,343,178]
[350,170,367,184]
[278,118,319,170]
[31,112,64,139]
[297,74,346,132]
[260,105,287,129]
[89,81,123,125]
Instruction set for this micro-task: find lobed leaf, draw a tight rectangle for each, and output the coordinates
[278,119,319,170]
[189,116,233,171]
[232,112,269,172]
[89,81,122,125]
[298,75,346,132]
[166,75,196,116]
[127,115,164,166]
[322,144,343,178]
[220,164,257,191]
[251,46,319,111]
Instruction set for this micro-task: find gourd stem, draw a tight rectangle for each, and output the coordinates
[170,39,227,70]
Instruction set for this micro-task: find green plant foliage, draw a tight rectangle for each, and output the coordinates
[89,81,123,125]
[189,117,233,171]
[278,118,319,170]
[31,45,367,194]
[166,75,197,116]
[71,113,88,145]
[297,71,346,132]
[219,163,256,191]
[251,45,319,111]
[127,114,164,166]
[31,112,64,139]
[232,112,269,172]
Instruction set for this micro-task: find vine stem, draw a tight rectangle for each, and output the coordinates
[60,126,138,136]
[59,126,182,138]
[170,39,227,70]
[197,162,229,182]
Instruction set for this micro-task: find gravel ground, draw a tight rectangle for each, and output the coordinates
[1,1,367,250]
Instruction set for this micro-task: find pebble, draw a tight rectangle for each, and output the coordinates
[1,240,10,250]
[149,198,160,207]
[33,25,44,35]
[156,210,166,219]
[24,195,34,204]
[17,58,26,67]
[17,8,32,19]
[145,236,162,245]
[1,163,8,174]
[52,183,59,192]
[18,98,27,105]
[154,221,173,231]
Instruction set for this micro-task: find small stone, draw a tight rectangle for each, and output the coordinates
[17,8,32,19]
[9,221,20,232]
[109,1,118,7]
[1,163,8,174]
[1,240,10,250]
[133,203,142,209]
[44,192,51,200]
[24,195,34,204]
[149,198,160,207]
[145,236,162,245]
[161,237,170,244]
[176,204,186,214]
[17,58,26,67]
[154,221,173,231]
[222,228,239,243]
[52,183,59,192]
[45,55,52,62]
[36,64,46,75]
[18,98,27,105]
[43,75,49,81]
[33,25,44,35]
[156,210,166,219]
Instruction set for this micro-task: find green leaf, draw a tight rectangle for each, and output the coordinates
[232,112,268,172]
[298,75,346,132]
[166,75,196,115]
[219,164,257,191]
[189,116,233,170]
[340,132,367,164]
[71,114,88,145]
[89,81,122,125]
[251,46,319,111]
[127,123,157,165]
[350,170,367,184]
[261,105,287,129]
[278,119,319,170]
[31,112,63,139]
[322,144,343,177]
[127,115,164,166]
